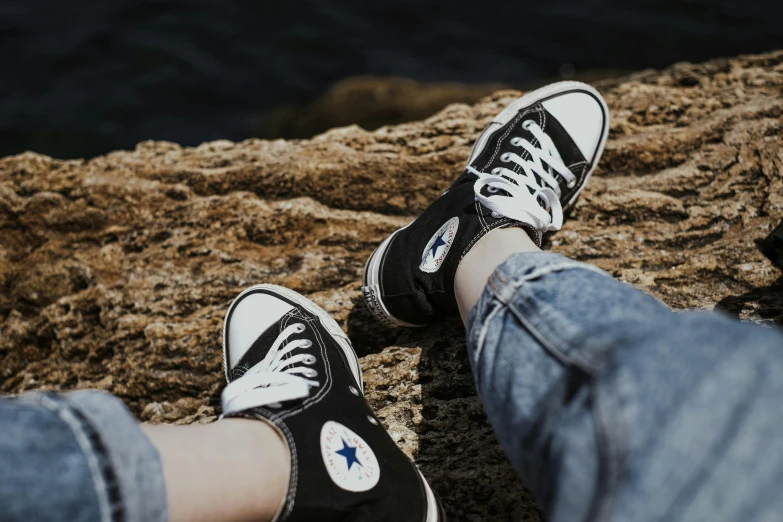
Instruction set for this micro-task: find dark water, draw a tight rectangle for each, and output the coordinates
[1,0,781,159]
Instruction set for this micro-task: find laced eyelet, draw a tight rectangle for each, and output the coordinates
[305,369,318,378]
[304,354,316,365]
[367,416,379,425]
[522,119,535,130]
[349,386,360,396]
[500,153,511,162]
[566,179,577,189]
[487,186,500,194]
[301,339,313,348]
[294,323,305,333]
[491,167,502,175]
[510,137,522,146]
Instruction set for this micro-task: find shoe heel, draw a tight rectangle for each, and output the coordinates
[362,232,424,328]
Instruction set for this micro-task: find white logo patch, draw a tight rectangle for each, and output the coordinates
[419,217,459,273]
[320,421,380,492]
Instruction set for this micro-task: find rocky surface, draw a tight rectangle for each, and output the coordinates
[2,51,782,521]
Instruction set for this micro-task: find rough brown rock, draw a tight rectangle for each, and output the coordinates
[2,51,783,521]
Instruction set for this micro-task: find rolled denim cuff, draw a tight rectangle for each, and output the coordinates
[466,251,602,360]
[21,391,168,522]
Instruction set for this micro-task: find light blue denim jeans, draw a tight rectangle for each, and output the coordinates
[467,252,783,522]
[0,390,167,522]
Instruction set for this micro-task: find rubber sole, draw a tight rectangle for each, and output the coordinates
[361,223,425,328]
[362,81,610,328]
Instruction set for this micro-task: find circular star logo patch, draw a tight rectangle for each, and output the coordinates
[419,217,459,273]
[320,421,380,492]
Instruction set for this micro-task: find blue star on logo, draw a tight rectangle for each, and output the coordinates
[430,233,447,258]
[335,438,363,470]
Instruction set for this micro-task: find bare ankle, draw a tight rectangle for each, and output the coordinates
[454,227,540,321]
[144,419,290,522]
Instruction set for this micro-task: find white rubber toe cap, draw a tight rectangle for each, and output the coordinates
[225,292,294,371]
[542,91,607,163]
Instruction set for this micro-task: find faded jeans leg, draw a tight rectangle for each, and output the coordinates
[0,390,167,522]
[467,251,783,522]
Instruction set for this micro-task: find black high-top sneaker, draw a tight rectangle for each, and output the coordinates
[363,81,609,327]
[220,284,444,522]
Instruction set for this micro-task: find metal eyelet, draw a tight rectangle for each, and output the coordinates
[367,416,379,425]
[567,179,577,188]
[487,186,500,194]
[510,137,522,146]
[294,323,305,333]
[522,119,535,130]
[306,369,318,378]
[491,167,502,175]
[349,386,360,396]
[304,354,316,365]
[301,339,313,348]
[500,153,511,162]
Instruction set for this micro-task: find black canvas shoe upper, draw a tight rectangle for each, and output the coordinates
[221,284,442,522]
[363,82,609,326]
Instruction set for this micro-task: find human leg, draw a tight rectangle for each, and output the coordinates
[1,280,445,522]
[361,79,783,521]
[142,419,289,522]
[0,389,291,522]
[464,250,783,521]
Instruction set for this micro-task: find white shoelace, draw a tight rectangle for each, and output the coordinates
[221,322,319,415]
[467,120,575,232]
